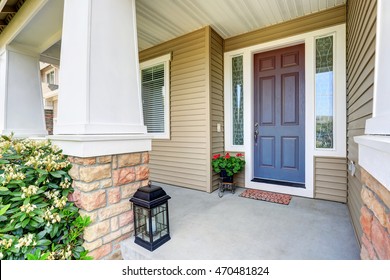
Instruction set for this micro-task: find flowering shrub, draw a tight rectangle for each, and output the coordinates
[0,135,91,260]
[212,153,245,177]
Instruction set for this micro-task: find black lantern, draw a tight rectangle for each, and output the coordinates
[130,182,171,251]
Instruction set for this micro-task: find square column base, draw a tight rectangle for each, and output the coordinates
[67,151,150,260]
[49,134,151,157]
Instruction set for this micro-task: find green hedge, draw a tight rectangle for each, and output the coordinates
[0,135,91,260]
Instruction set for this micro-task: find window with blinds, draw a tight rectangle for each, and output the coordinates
[140,53,171,138]
[141,64,165,134]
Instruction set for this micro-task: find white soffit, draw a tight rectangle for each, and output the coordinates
[136,0,346,51]
[11,0,63,53]
[2,0,346,55]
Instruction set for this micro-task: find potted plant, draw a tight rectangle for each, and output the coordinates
[212,153,245,183]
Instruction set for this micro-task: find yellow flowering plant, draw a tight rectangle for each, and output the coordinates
[0,135,91,260]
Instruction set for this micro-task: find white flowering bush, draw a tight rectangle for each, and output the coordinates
[0,135,91,260]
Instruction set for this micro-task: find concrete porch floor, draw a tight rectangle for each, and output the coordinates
[121,184,360,260]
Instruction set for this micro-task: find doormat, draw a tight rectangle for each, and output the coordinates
[239,189,292,205]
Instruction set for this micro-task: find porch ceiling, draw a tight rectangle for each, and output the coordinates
[1,0,346,57]
[136,0,346,51]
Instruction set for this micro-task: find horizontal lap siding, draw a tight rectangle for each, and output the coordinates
[210,28,225,192]
[314,157,347,203]
[140,29,208,192]
[233,168,245,188]
[225,5,346,52]
[346,0,376,244]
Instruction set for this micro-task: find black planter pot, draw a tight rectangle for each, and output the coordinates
[220,169,233,183]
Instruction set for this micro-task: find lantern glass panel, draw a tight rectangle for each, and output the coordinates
[134,205,150,241]
[151,203,168,241]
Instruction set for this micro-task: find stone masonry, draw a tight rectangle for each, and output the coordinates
[67,152,149,260]
[360,168,390,260]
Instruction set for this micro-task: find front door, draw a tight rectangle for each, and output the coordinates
[254,44,305,185]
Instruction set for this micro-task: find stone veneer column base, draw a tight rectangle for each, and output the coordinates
[67,152,149,260]
[360,168,390,259]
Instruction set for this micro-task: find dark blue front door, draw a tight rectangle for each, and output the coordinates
[254,44,305,185]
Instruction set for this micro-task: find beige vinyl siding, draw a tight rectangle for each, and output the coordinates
[346,0,376,244]
[233,166,245,188]
[314,157,347,203]
[139,28,210,192]
[209,28,225,192]
[225,5,346,52]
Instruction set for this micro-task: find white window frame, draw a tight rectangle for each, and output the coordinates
[140,53,171,139]
[224,54,245,151]
[314,32,336,152]
[313,29,346,157]
[224,24,346,198]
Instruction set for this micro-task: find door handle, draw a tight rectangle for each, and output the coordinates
[254,122,259,144]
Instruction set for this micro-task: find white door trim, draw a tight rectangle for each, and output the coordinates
[224,24,346,198]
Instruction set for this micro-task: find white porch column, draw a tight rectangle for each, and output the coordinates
[355,0,390,191]
[51,0,150,157]
[0,46,47,137]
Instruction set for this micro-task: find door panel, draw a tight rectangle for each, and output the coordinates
[259,76,275,125]
[259,136,275,168]
[281,73,299,125]
[281,136,299,169]
[254,44,305,185]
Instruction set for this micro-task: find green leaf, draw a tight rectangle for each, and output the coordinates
[40,252,50,260]
[61,189,70,197]
[50,224,59,238]
[37,230,47,239]
[37,169,48,175]
[20,213,27,221]
[21,218,30,228]
[0,216,7,222]
[1,134,11,141]
[32,216,44,223]
[0,224,16,232]
[23,198,31,206]
[36,239,51,246]
[27,253,39,260]
[80,255,94,260]
[3,154,22,160]
[8,179,23,185]
[37,175,47,184]
[0,187,8,192]
[35,203,49,209]
[29,220,39,228]
[7,203,20,213]
[48,183,59,189]
[11,191,21,197]
[49,171,63,178]
[10,211,23,219]
[73,251,80,259]
[10,196,23,202]
[0,159,10,164]
[0,204,11,215]
[74,246,85,253]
